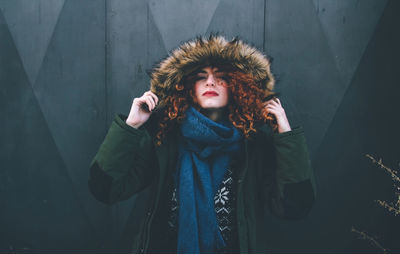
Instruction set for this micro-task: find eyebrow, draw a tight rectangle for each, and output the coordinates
[196,68,223,74]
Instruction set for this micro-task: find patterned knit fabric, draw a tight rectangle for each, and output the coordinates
[168,166,239,253]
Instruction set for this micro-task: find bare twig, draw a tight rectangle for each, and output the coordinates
[365,154,400,215]
[365,154,400,183]
[351,226,389,253]
[375,199,400,216]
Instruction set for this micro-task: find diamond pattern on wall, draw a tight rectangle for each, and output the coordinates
[148,0,220,51]
[0,0,65,85]
[1,0,396,253]
[265,0,345,158]
[312,0,387,85]
[206,0,265,49]
[106,0,166,239]
[30,0,109,238]
[0,8,95,253]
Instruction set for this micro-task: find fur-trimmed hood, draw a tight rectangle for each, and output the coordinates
[150,34,275,106]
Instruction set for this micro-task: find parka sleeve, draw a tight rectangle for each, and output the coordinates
[267,126,317,220]
[88,114,158,205]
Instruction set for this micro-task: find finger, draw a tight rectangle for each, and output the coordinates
[263,100,275,107]
[263,105,276,112]
[266,101,284,112]
[266,106,284,116]
[147,96,156,110]
[148,92,159,105]
[144,93,156,109]
[269,99,279,106]
[265,104,279,110]
[144,96,154,111]
[145,91,158,105]
[135,97,146,106]
[266,108,278,117]
[264,98,279,106]
[265,104,281,113]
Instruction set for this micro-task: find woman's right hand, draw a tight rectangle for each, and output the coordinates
[126,90,159,129]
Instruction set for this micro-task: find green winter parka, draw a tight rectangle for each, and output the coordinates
[88,110,317,254]
[89,34,316,254]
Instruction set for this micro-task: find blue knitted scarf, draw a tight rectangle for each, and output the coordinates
[174,105,243,254]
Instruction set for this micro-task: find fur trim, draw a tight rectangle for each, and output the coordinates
[150,34,275,106]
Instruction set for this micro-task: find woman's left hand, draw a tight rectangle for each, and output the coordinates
[262,97,292,133]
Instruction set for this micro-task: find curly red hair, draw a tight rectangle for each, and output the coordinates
[154,65,277,146]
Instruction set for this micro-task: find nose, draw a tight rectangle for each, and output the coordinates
[206,75,216,87]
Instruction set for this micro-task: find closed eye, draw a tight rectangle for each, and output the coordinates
[194,76,206,81]
[194,74,228,82]
[215,75,228,82]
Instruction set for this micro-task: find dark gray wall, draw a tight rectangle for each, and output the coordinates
[1,0,399,253]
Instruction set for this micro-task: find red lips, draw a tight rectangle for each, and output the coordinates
[203,91,218,96]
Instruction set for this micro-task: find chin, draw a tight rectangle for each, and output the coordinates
[200,104,227,109]
[200,101,226,108]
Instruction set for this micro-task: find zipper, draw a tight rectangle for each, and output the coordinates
[137,172,160,254]
[140,191,157,253]
[137,215,150,253]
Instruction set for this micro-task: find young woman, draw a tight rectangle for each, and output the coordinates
[89,35,316,254]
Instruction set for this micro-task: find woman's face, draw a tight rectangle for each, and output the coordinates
[193,66,230,109]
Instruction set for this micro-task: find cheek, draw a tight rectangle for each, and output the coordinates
[221,87,230,103]
[193,83,203,102]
